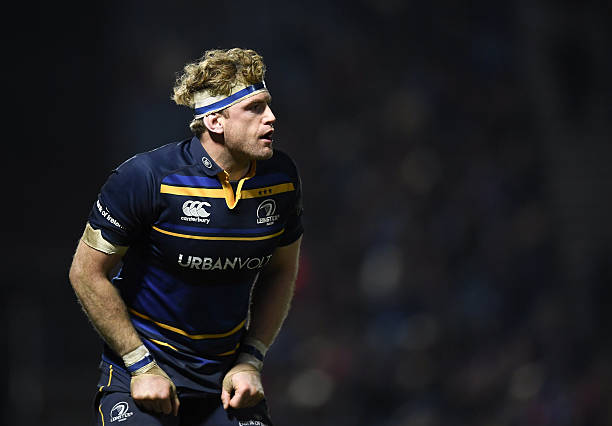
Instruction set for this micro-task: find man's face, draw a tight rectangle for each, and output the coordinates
[221,92,276,162]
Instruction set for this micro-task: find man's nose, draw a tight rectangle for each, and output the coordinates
[263,105,276,125]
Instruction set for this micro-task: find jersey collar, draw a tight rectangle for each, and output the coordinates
[189,136,223,176]
[188,137,257,209]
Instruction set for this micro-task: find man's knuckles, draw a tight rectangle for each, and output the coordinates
[132,385,172,400]
[135,390,171,400]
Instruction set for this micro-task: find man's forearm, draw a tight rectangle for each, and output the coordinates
[247,267,297,347]
[246,238,302,347]
[73,275,142,356]
[69,241,142,357]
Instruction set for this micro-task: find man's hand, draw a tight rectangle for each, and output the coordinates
[221,363,265,410]
[130,364,180,416]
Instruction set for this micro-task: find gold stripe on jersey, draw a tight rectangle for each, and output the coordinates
[129,308,246,339]
[241,182,295,198]
[159,182,295,200]
[149,339,179,351]
[148,338,239,357]
[152,226,285,241]
[216,343,241,357]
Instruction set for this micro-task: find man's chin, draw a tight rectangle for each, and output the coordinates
[254,147,274,160]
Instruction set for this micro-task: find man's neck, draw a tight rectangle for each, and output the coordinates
[200,136,250,181]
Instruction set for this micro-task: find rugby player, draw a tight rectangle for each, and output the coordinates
[68,48,303,425]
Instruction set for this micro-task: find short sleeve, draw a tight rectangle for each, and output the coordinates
[278,167,304,247]
[87,156,157,247]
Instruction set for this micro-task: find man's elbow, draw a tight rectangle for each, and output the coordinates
[68,258,85,290]
[68,247,92,292]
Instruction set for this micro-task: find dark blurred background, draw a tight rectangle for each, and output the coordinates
[9,0,611,425]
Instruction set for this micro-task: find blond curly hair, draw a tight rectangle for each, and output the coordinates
[172,48,267,135]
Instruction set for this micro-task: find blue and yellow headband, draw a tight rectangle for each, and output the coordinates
[193,81,268,118]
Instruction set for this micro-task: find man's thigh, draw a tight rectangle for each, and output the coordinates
[95,390,179,426]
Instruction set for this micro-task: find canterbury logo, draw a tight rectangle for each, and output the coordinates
[182,200,211,218]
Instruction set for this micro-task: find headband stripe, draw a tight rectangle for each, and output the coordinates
[194,82,267,117]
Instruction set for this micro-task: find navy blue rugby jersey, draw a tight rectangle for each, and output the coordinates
[87,136,303,395]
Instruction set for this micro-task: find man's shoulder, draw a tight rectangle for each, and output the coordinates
[114,139,192,176]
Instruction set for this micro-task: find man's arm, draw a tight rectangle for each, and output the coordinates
[221,236,302,409]
[221,237,302,410]
[69,239,140,353]
[247,236,302,346]
[68,238,179,416]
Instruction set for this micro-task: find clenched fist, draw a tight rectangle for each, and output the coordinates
[221,363,265,410]
[131,364,180,416]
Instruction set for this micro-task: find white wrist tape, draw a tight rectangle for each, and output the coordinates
[122,344,156,375]
[237,337,268,371]
[243,337,269,357]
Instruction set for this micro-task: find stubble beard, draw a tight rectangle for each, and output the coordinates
[229,141,274,163]
[256,146,274,160]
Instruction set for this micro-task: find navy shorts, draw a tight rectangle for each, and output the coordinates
[93,361,273,426]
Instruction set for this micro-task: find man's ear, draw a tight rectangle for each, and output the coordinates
[203,113,224,134]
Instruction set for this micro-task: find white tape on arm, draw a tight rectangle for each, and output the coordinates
[81,222,128,255]
[122,344,156,375]
[236,337,269,372]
